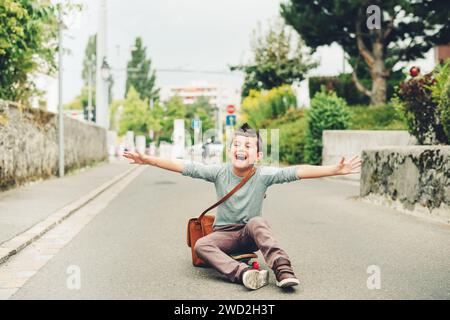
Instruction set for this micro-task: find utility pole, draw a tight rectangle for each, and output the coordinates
[217,85,223,143]
[57,5,64,177]
[96,0,108,128]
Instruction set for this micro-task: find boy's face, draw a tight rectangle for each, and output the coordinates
[229,135,262,169]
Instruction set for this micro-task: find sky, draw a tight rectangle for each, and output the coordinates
[55,0,435,107]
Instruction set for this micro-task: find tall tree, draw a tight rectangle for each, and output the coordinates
[82,34,96,87]
[281,0,450,105]
[79,34,114,120]
[119,86,155,136]
[186,96,215,132]
[231,19,317,98]
[0,0,58,103]
[80,34,96,121]
[125,37,159,101]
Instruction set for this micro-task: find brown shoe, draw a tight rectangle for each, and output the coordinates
[273,257,300,288]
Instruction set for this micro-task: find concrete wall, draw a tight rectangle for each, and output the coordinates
[0,101,107,191]
[322,130,416,180]
[360,146,450,223]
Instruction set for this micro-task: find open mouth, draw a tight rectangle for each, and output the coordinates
[235,153,248,161]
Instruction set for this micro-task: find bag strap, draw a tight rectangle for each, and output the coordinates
[198,166,256,219]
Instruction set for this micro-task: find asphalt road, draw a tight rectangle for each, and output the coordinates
[9,166,450,299]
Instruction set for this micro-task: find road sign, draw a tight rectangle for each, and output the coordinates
[226,105,236,114]
[191,119,201,130]
[226,114,236,126]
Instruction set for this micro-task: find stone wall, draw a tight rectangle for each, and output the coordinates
[360,146,450,223]
[0,101,107,191]
[322,130,416,180]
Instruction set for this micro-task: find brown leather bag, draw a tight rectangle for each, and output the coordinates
[187,167,256,267]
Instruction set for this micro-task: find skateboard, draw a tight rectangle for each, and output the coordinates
[230,252,260,270]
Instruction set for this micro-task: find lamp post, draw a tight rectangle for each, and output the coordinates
[57,5,64,177]
[95,0,108,128]
[100,58,111,127]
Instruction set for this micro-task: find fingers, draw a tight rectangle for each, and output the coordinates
[123,151,141,164]
[351,157,362,172]
[354,159,362,167]
[123,151,139,159]
[347,155,362,168]
[353,163,362,170]
[340,155,362,174]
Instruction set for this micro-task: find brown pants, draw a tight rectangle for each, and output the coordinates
[194,216,291,283]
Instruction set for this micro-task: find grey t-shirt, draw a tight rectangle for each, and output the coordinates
[182,162,299,227]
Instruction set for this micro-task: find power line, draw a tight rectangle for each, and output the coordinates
[155,68,243,76]
[109,67,242,77]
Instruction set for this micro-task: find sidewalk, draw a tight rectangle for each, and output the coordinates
[0,158,134,247]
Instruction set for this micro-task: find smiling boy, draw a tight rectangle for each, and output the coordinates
[123,123,362,290]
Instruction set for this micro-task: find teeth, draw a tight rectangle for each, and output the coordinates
[236,154,246,160]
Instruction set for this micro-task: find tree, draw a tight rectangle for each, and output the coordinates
[117,91,216,145]
[281,0,450,105]
[186,96,215,132]
[157,96,186,142]
[0,0,58,103]
[82,34,96,87]
[147,102,164,142]
[231,19,316,98]
[118,86,154,136]
[64,86,96,122]
[80,34,114,113]
[240,85,297,128]
[79,34,96,121]
[125,37,159,101]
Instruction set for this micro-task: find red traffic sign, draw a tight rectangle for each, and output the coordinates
[226,105,236,114]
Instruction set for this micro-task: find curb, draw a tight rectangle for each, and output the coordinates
[0,165,140,265]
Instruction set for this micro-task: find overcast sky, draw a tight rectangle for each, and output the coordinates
[59,0,434,104]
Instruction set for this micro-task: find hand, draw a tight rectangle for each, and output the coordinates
[123,151,148,165]
[335,155,362,175]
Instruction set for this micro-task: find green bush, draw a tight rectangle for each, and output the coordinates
[430,61,450,141]
[267,109,307,164]
[240,85,297,129]
[394,67,449,145]
[304,90,351,164]
[348,104,407,130]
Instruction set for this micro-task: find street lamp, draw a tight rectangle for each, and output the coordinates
[94,57,111,127]
[101,57,111,81]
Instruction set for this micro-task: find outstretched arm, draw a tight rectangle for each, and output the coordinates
[122,151,184,173]
[296,155,362,179]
